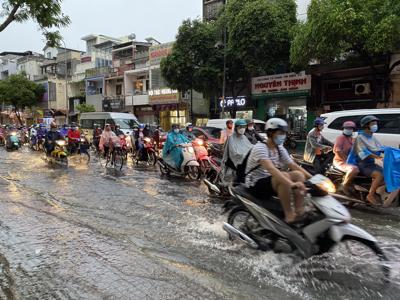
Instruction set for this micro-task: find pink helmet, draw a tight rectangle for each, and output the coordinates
[342,121,356,129]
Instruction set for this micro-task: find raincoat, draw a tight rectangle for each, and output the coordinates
[59,128,69,137]
[383,147,400,193]
[162,130,190,170]
[99,129,116,150]
[304,128,332,163]
[347,131,383,165]
[221,132,253,185]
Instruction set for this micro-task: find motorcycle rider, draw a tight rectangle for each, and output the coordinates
[221,119,253,186]
[304,117,333,174]
[153,125,163,149]
[44,122,63,156]
[352,115,384,205]
[59,124,69,138]
[245,118,312,224]
[162,124,190,170]
[114,124,124,136]
[37,123,47,139]
[245,119,264,145]
[67,123,81,154]
[219,120,234,144]
[134,124,147,159]
[333,121,359,196]
[92,124,102,151]
[99,124,116,158]
[182,123,196,141]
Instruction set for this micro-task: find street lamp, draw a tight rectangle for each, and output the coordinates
[221,0,228,119]
[61,39,69,124]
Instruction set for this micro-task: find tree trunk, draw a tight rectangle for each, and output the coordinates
[13,106,23,126]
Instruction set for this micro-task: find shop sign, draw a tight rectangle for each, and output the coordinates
[219,96,247,108]
[149,42,174,66]
[149,88,180,104]
[252,72,311,95]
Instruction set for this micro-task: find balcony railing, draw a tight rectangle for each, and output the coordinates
[85,66,112,78]
[103,96,125,112]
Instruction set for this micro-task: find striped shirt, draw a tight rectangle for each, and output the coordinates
[245,142,293,188]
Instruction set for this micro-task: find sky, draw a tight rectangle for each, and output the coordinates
[0,0,311,53]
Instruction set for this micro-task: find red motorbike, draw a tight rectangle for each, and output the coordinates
[193,138,212,177]
[134,137,157,166]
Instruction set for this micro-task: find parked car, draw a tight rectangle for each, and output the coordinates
[321,108,400,148]
[192,127,222,144]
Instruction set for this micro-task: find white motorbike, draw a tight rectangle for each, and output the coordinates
[158,143,201,180]
[224,175,390,279]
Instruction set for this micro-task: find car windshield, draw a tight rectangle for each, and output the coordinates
[203,127,222,139]
[113,119,138,129]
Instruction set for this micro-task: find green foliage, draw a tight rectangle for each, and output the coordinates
[0,0,70,46]
[290,0,400,68]
[75,103,96,114]
[0,73,45,110]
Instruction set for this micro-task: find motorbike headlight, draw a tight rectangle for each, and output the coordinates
[196,139,204,146]
[187,146,194,154]
[309,175,336,193]
[144,137,151,143]
[56,140,66,146]
[11,132,17,136]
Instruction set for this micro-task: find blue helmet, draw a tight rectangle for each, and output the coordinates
[139,124,145,129]
[39,123,45,128]
[314,117,325,127]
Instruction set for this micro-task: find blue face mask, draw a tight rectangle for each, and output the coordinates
[343,129,353,136]
[173,129,180,134]
[273,134,286,146]
[370,125,378,133]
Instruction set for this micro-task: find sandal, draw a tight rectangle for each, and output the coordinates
[366,194,381,206]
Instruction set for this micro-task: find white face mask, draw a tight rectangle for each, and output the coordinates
[173,129,180,134]
[343,129,353,136]
[237,128,246,135]
[248,126,254,131]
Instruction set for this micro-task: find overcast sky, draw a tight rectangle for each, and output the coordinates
[1,0,311,53]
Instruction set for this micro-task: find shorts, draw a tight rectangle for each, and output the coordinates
[333,160,359,173]
[359,160,383,177]
[247,177,276,199]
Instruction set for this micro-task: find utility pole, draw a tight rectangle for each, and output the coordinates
[61,39,69,124]
[220,0,228,119]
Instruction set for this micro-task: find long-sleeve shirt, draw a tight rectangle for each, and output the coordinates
[353,131,383,164]
[304,128,333,163]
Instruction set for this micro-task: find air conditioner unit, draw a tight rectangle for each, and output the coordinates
[355,83,371,95]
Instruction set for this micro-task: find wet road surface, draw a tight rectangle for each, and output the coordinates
[1,147,400,299]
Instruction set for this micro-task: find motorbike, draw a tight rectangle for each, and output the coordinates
[5,132,20,151]
[223,174,390,279]
[67,136,91,164]
[30,134,46,151]
[45,140,68,166]
[193,138,211,176]
[158,143,201,180]
[134,137,157,166]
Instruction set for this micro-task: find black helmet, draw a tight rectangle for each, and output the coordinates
[360,115,379,128]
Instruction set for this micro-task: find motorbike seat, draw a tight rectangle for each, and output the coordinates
[232,185,284,215]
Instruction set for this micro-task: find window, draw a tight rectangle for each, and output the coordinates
[378,114,400,134]
[328,116,363,130]
[112,119,139,129]
[80,119,94,129]
[116,84,122,95]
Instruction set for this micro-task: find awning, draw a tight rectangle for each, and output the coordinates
[252,90,310,99]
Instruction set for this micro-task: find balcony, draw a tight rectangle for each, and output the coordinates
[85,66,112,78]
[103,96,125,112]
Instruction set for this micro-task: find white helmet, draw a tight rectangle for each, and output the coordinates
[266,118,288,132]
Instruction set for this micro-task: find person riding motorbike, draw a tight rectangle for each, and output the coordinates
[350,115,384,205]
[99,124,117,158]
[182,123,196,141]
[332,121,359,196]
[67,123,81,154]
[134,124,147,159]
[245,119,264,145]
[219,119,234,144]
[221,119,253,186]
[304,117,333,174]
[92,124,102,151]
[153,125,163,149]
[162,124,190,170]
[44,122,63,156]
[114,124,124,136]
[37,123,47,139]
[59,124,69,138]
[245,118,312,224]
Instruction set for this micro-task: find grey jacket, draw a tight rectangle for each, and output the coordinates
[304,128,333,163]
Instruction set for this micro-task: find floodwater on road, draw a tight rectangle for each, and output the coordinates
[0,147,400,299]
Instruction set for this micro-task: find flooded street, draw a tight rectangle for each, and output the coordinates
[1,147,400,300]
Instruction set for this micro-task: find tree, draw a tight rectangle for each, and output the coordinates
[161,1,297,117]
[0,73,45,124]
[290,0,400,101]
[76,103,95,114]
[0,0,70,46]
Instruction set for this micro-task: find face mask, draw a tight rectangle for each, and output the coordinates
[318,125,324,131]
[174,129,180,134]
[248,126,254,131]
[274,134,286,145]
[237,128,246,135]
[370,125,378,133]
[343,129,353,136]
[71,127,76,131]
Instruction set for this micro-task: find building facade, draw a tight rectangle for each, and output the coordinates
[203,0,225,21]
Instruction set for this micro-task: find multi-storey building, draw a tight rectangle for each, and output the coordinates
[0,51,32,79]
[203,0,225,21]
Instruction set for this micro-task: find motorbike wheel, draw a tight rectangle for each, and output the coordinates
[327,236,390,281]
[159,163,170,176]
[187,165,201,180]
[113,150,125,171]
[147,152,157,166]
[227,208,253,240]
[60,156,68,167]
[79,152,90,164]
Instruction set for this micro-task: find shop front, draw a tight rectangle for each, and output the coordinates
[211,95,256,119]
[149,88,188,130]
[252,72,311,140]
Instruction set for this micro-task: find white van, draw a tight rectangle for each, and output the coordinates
[207,119,266,131]
[321,108,400,148]
[80,112,139,137]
